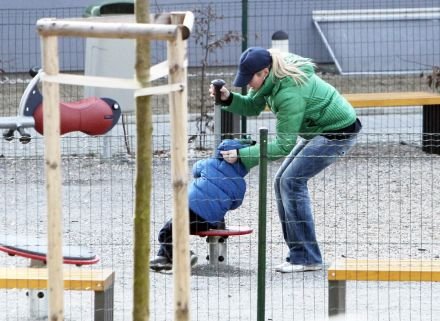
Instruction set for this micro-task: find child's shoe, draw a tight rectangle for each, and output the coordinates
[190,251,198,268]
[150,252,197,272]
[150,256,172,271]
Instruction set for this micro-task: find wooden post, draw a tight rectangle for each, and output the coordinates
[168,27,190,321]
[36,12,194,321]
[41,35,64,321]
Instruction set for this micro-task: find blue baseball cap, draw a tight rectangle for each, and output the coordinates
[233,47,272,87]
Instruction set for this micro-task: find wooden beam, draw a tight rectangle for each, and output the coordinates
[328,258,440,282]
[40,59,187,89]
[41,35,64,321]
[47,13,171,25]
[36,18,178,40]
[344,91,440,108]
[36,12,194,40]
[41,73,138,89]
[134,83,184,97]
[171,11,195,40]
[0,268,114,291]
[168,25,191,321]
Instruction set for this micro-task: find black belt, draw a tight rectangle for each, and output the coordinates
[321,118,362,140]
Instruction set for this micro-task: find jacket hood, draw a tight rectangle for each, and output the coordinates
[215,139,251,158]
[284,53,315,80]
[252,53,315,98]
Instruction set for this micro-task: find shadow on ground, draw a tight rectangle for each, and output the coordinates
[191,263,254,277]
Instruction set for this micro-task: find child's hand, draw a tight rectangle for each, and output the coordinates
[220,149,238,164]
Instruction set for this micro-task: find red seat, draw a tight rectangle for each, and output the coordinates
[193,226,253,266]
[193,225,253,237]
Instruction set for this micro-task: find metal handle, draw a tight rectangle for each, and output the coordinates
[211,79,226,105]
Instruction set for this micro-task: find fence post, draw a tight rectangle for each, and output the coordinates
[240,0,248,135]
[257,127,268,321]
[422,104,440,155]
[271,30,289,52]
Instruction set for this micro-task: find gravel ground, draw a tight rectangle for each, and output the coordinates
[0,126,440,320]
[0,67,438,321]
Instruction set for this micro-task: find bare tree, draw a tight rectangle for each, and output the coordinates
[192,5,241,149]
[426,66,440,91]
[133,0,152,320]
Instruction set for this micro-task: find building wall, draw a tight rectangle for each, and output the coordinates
[1,0,438,73]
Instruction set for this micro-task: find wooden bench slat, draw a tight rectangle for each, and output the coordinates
[328,259,440,282]
[343,91,440,108]
[0,267,114,291]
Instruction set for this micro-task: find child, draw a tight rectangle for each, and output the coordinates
[150,139,251,271]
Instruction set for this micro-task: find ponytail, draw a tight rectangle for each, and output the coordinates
[267,48,315,85]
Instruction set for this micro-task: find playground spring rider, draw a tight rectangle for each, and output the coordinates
[2,67,121,143]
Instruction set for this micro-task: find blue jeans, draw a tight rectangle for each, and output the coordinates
[274,134,358,265]
[157,209,220,260]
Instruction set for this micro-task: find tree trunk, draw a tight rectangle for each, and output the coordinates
[133,1,151,321]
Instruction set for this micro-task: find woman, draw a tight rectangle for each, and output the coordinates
[210,47,361,273]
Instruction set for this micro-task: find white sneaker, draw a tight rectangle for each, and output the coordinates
[275,263,322,273]
[274,261,291,270]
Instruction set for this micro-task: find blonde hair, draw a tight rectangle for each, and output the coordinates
[267,48,315,85]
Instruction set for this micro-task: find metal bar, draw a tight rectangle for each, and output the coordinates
[207,236,227,266]
[422,104,440,155]
[328,280,346,316]
[312,20,343,74]
[312,7,440,22]
[257,127,268,321]
[95,284,114,321]
[29,260,48,320]
[0,117,34,129]
[240,0,248,135]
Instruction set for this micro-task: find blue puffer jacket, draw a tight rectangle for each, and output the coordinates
[188,139,249,224]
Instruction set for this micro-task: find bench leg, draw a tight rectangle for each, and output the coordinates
[94,284,114,321]
[28,288,48,320]
[422,104,440,155]
[28,259,48,320]
[206,236,227,266]
[328,280,346,317]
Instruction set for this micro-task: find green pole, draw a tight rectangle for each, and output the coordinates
[241,0,248,135]
[257,127,268,321]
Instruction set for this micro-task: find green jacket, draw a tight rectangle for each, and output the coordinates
[222,53,357,171]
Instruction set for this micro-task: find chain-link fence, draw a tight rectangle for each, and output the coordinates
[0,1,439,320]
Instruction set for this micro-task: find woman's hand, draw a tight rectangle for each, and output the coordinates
[220,149,238,164]
[209,84,231,102]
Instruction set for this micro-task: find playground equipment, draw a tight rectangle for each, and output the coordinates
[194,226,253,266]
[328,258,440,317]
[1,67,121,143]
[34,11,194,321]
[0,235,113,321]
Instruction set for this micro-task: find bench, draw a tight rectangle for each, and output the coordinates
[343,91,440,108]
[0,236,114,320]
[193,226,253,266]
[343,91,440,154]
[327,258,440,317]
[0,267,115,321]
